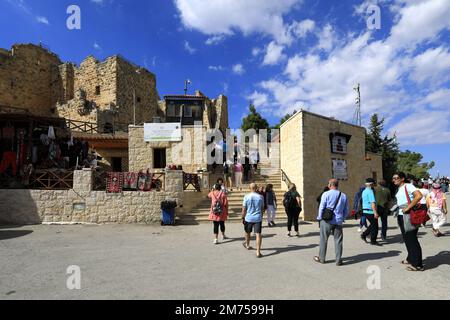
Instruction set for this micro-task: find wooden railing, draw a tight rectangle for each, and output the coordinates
[65,119,99,134]
[29,170,74,190]
[65,119,130,134]
[183,173,201,192]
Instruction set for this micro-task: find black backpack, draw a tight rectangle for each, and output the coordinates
[283,192,296,210]
[212,192,223,216]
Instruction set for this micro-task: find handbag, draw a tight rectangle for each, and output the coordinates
[322,192,341,221]
[404,186,430,226]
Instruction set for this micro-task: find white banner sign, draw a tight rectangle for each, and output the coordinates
[332,159,348,180]
[144,123,182,142]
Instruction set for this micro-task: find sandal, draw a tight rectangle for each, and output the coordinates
[401,260,410,265]
[256,253,263,258]
[406,266,424,272]
[242,242,251,250]
[314,256,324,264]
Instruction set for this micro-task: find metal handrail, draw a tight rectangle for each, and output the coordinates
[281,169,292,188]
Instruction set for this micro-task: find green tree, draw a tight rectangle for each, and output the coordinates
[273,111,296,129]
[365,113,400,180]
[397,150,435,179]
[366,114,383,153]
[241,104,270,132]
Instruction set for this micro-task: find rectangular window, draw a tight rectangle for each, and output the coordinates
[167,104,175,117]
[136,97,141,103]
[95,86,101,95]
[184,105,193,117]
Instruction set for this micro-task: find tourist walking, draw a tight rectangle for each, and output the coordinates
[354,186,367,232]
[283,183,302,237]
[426,183,447,237]
[223,161,233,191]
[314,179,349,266]
[208,183,228,244]
[374,180,392,241]
[393,172,424,271]
[418,182,430,227]
[265,184,278,227]
[361,178,381,246]
[242,183,264,258]
[234,161,243,191]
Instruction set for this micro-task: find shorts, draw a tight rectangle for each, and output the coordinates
[244,221,262,234]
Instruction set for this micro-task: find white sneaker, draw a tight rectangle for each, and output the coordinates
[286,232,291,237]
[357,228,363,233]
[213,239,219,244]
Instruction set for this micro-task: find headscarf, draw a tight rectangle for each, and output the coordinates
[431,184,444,208]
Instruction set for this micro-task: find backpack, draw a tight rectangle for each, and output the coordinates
[212,192,223,216]
[283,192,296,211]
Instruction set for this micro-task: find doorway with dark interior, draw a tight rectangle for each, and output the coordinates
[154,149,167,169]
[111,157,123,172]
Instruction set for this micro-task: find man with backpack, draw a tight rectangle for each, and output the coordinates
[283,183,302,237]
[314,179,349,266]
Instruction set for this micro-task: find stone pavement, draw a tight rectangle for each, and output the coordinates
[0,218,449,300]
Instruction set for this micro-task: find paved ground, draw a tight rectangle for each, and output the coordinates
[1,217,449,300]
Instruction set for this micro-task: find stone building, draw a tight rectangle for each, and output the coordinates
[0,43,160,129]
[280,110,383,221]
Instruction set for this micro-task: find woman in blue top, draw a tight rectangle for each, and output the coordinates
[393,172,424,271]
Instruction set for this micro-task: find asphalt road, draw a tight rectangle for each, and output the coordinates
[1,217,449,300]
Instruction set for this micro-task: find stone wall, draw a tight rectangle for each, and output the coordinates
[0,44,62,117]
[0,44,161,132]
[280,111,383,221]
[0,169,184,225]
[116,57,159,125]
[128,125,207,173]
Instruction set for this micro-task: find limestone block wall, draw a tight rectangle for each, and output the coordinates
[128,125,207,173]
[301,112,380,220]
[280,112,304,194]
[0,169,184,225]
[0,44,62,117]
[116,58,159,125]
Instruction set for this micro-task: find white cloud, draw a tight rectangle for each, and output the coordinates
[253,0,450,145]
[205,34,226,45]
[289,19,315,39]
[262,41,286,66]
[252,47,262,56]
[410,47,450,84]
[94,42,102,51]
[232,63,245,75]
[174,0,302,45]
[249,91,269,109]
[36,16,50,25]
[208,65,224,71]
[184,41,196,54]
[316,24,336,52]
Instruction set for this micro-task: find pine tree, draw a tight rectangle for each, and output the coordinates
[241,104,270,132]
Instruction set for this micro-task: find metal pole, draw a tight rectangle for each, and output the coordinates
[133,88,136,126]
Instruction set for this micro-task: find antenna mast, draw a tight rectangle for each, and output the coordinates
[353,83,362,126]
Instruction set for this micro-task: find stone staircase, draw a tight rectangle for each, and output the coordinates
[178,165,287,224]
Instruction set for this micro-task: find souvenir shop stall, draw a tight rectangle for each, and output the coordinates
[0,114,92,189]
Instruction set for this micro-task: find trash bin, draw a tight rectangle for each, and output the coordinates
[161,200,177,225]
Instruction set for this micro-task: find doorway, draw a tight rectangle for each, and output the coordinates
[111,157,123,172]
[153,149,167,169]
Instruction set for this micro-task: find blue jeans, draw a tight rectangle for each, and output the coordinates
[359,215,367,228]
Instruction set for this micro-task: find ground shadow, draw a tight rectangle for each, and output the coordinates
[261,244,318,257]
[0,224,25,230]
[221,233,277,244]
[342,250,402,265]
[423,251,450,270]
[0,230,33,240]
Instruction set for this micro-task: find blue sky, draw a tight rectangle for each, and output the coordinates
[1,0,449,177]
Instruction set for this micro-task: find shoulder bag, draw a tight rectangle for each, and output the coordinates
[322,192,341,221]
